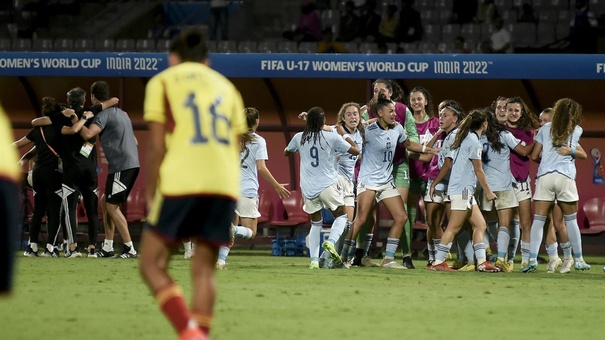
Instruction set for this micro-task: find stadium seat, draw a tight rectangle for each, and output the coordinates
[12,38,32,51]
[557,10,571,25]
[207,40,218,53]
[298,42,317,53]
[277,40,297,53]
[270,190,309,236]
[494,0,513,10]
[32,38,53,51]
[115,39,136,51]
[512,22,537,47]
[257,40,278,53]
[237,40,258,53]
[588,0,605,14]
[423,24,442,42]
[500,9,517,24]
[135,39,156,52]
[341,42,359,53]
[537,9,558,24]
[257,189,274,226]
[125,185,146,223]
[420,10,438,25]
[53,38,74,52]
[94,38,114,51]
[555,22,570,40]
[441,24,460,43]
[536,23,557,46]
[581,197,605,235]
[438,10,452,24]
[73,38,94,52]
[434,0,454,11]
[418,41,437,53]
[415,0,435,11]
[0,38,10,51]
[155,38,170,52]
[358,42,379,54]
[437,41,455,53]
[217,40,237,53]
[460,23,481,42]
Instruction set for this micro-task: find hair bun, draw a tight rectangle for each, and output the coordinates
[186,34,201,47]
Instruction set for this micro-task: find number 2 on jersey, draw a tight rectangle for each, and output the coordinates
[186,92,229,145]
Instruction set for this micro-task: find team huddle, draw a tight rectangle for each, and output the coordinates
[236,79,590,274]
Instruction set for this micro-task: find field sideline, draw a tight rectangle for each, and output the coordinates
[1,250,604,340]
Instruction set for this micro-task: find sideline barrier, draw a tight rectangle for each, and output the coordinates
[1,52,605,79]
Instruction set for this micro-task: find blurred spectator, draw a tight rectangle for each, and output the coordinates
[453,0,478,24]
[318,27,349,53]
[474,0,499,25]
[377,41,388,53]
[490,17,512,53]
[15,9,35,39]
[337,1,359,42]
[209,0,231,41]
[283,1,322,42]
[570,0,598,53]
[378,4,398,42]
[358,0,381,41]
[454,35,472,53]
[148,13,173,39]
[397,0,422,43]
[518,3,536,23]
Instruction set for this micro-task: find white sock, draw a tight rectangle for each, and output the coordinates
[328,215,348,244]
[217,246,230,262]
[235,226,254,239]
[183,241,192,252]
[309,221,322,261]
[546,242,559,259]
[103,240,114,252]
[564,213,584,261]
[529,215,547,262]
[124,241,136,253]
[46,243,54,252]
[496,227,510,260]
[30,243,38,252]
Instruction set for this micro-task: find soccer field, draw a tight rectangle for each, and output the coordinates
[2,250,604,340]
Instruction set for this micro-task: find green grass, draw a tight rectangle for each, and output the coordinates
[2,251,605,340]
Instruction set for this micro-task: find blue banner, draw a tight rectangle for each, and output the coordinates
[1,52,605,79]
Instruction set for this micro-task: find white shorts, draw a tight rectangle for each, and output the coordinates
[449,189,477,211]
[337,175,355,207]
[533,173,579,202]
[357,181,400,203]
[303,182,344,214]
[513,178,532,202]
[480,189,519,211]
[235,196,261,219]
[423,179,450,204]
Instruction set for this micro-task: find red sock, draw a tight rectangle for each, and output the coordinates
[191,311,213,336]
[155,283,190,334]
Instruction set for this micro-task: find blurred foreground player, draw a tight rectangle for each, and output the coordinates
[0,102,21,295]
[140,27,246,339]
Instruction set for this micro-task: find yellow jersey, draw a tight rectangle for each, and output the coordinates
[144,61,246,199]
[0,103,20,183]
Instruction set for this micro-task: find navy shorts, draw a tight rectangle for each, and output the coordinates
[0,180,19,293]
[145,196,236,248]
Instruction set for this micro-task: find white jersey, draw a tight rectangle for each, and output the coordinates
[336,128,363,182]
[286,130,352,199]
[535,123,582,180]
[481,131,520,191]
[448,131,482,196]
[358,122,407,187]
[435,128,458,191]
[240,132,268,198]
